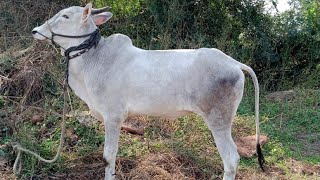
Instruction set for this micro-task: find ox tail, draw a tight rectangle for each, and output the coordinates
[239,63,265,171]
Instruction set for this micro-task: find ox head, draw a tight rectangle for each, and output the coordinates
[32,3,112,48]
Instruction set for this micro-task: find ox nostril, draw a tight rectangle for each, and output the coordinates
[32,30,37,35]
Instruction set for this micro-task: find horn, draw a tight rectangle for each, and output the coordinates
[91,6,112,15]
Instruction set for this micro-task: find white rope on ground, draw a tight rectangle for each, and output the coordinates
[12,80,68,175]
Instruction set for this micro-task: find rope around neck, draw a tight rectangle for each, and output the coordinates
[12,79,69,175]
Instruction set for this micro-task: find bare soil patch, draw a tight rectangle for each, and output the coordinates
[235,135,268,158]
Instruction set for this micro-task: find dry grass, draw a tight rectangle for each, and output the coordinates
[31,151,207,180]
[1,42,58,105]
[0,0,76,52]
[237,158,320,180]
[0,41,60,134]
[118,152,205,180]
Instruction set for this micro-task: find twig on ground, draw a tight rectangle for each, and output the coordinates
[121,125,144,135]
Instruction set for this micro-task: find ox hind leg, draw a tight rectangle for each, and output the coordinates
[206,113,239,180]
[203,86,243,180]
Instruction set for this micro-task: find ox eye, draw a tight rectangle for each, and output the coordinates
[62,15,69,19]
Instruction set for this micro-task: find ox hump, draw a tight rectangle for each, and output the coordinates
[106,34,133,47]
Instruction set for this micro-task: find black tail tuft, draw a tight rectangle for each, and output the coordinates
[257,143,265,171]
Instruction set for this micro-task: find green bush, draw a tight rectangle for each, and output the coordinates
[1,0,318,90]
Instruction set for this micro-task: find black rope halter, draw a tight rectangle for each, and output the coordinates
[35,21,101,85]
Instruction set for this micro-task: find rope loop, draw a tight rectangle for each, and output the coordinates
[11,79,69,175]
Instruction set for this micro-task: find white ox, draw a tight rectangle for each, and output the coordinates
[32,3,264,180]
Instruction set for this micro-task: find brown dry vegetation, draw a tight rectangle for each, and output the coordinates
[0,42,60,134]
[2,43,58,104]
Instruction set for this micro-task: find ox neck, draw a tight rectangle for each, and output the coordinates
[60,29,101,87]
[60,29,101,60]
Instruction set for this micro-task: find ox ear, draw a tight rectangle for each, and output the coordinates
[82,3,93,23]
[92,12,113,25]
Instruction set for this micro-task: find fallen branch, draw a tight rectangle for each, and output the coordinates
[121,125,144,135]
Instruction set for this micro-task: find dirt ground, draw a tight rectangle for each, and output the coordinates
[1,139,319,180]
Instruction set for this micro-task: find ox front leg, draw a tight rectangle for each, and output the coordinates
[102,114,125,180]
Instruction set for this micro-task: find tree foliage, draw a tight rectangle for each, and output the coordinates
[1,0,319,90]
[94,0,318,89]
